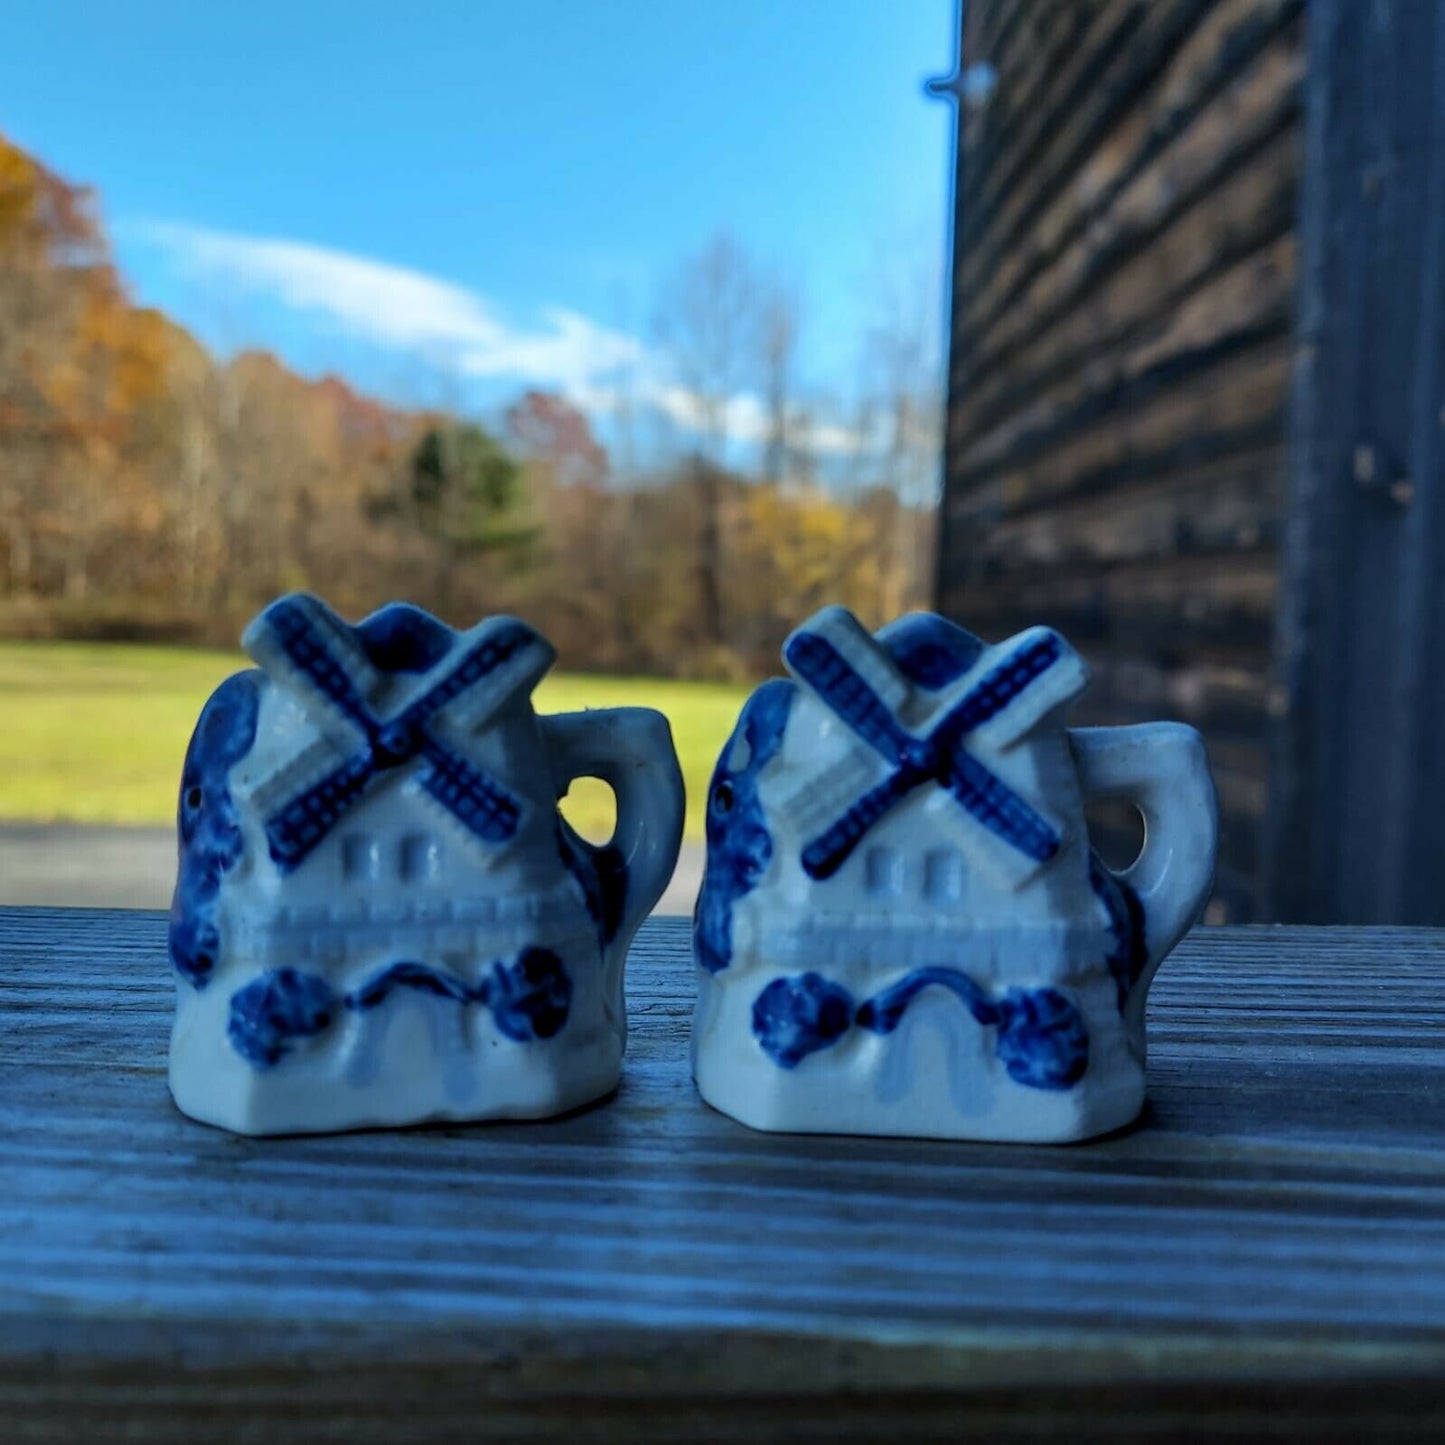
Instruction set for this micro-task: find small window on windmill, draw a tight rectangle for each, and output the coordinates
[341,834,382,882]
[400,833,442,883]
[864,846,904,896]
[923,848,964,905]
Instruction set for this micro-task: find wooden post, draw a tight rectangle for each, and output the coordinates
[1266,0,1445,922]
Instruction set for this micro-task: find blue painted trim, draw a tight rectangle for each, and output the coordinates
[557,824,629,949]
[169,670,263,988]
[342,948,572,1043]
[1090,857,1148,1012]
[694,679,795,974]
[785,627,1064,880]
[225,949,574,1071]
[354,602,454,674]
[878,613,985,691]
[344,960,474,1009]
[752,965,1089,1091]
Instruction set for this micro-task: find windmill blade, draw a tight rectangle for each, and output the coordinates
[935,629,1064,741]
[420,738,522,844]
[784,626,912,767]
[244,594,379,739]
[939,747,1061,865]
[935,627,1088,753]
[771,748,882,843]
[264,748,376,871]
[801,770,915,880]
[399,618,552,736]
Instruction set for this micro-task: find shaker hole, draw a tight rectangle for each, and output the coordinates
[560,776,617,846]
[1085,799,1145,872]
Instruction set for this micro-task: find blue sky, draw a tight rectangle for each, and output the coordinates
[1,1,956,450]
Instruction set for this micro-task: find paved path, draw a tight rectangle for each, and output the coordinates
[0,824,704,917]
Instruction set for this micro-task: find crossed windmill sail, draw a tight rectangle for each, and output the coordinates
[775,607,1088,889]
[243,594,555,873]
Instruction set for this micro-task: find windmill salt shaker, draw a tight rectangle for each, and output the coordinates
[168,593,684,1136]
[692,606,1217,1143]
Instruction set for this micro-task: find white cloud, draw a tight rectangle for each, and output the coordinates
[134,221,644,394]
[133,221,869,458]
[642,383,864,458]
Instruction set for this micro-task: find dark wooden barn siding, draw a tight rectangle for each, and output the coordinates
[938,0,1306,920]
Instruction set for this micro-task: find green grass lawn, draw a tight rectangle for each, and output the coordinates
[0,641,746,842]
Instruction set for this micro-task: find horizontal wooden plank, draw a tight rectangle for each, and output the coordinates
[941,550,1278,652]
[960,0,1144,257]
[961,4,1304,364]
[956,235,1296,482]
[1083,655,1273,737]
[960,0,1214,284]
[1213,760,1270,820]
[961,75,1300,419]
[1202,859,1261,924]
[958,125,1300,443]
[960,3,1086,210]
[957,447,1285,575]
[5,909,1445,1439]
[946,335,1292,523]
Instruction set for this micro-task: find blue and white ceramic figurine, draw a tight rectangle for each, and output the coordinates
[692,606,1217,1143]
[168,593,684,1136]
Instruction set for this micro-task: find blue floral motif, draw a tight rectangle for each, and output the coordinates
[486,946,572,1042]
[227,968,336,1068]
[752,972,855,1067]
[993,987,1090,1089]
[694,679,795,974]
[169,670,263,988]
[751,965,1089,1091]
[227,948,575,1071]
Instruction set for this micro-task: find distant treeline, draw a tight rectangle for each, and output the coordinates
[0,133,936,677]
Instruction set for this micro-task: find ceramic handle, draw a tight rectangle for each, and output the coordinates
[1070,723,1218,975]
[541,708,685,953]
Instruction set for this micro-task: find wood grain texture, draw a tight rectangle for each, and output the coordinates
[3,908,1445,1440]
[940,0,1307,922]
[1265,0,1445,924]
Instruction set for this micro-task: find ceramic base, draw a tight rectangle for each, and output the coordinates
[169,929,622,1137]
[693,963,1145,1144]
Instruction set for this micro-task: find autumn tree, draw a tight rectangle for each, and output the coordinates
[504,389,607,490]
[0,128,939,671]
[654,233,765,649]
[759,284,800,486]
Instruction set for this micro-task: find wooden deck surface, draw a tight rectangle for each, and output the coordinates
[3,908,1444,1439]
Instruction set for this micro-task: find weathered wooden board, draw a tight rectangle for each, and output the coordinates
[1265,0,1445,924]
[941,1,1307,921]
[966,13,1304,378]
[3,909,1445,1440]
[963,138,1300,440]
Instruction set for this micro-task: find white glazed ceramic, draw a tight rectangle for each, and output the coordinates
[168,593,684,1136]
[692,606,1217,1143]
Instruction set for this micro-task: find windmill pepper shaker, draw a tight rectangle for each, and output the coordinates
[692,605,1217,1143]
[168,592,684,1136]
